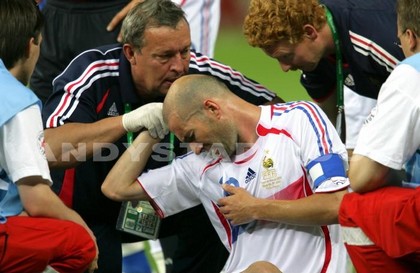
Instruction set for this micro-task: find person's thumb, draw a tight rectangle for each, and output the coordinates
[222,183,236,194]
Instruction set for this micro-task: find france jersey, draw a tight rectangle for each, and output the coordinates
[41,44,277,220]
[139,102,349,273]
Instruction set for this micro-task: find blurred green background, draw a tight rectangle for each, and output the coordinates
[214,1,310,102]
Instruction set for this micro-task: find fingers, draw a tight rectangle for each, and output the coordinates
[222,183,237,195]
[106,2,135,32]
[147,119,169,139]
[122,102,165,133]
[106,10,125,32]
[157,117,169,139]
[106,0,146,42]
[148,127,158,139]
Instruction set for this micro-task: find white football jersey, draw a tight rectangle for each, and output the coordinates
[139,102,349,273]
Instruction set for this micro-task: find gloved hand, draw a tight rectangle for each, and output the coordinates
[122,102,169,139]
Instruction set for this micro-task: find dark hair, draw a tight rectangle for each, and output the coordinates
[121,0,187,51]
[0,0,44,69]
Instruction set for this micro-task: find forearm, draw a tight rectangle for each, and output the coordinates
[102,131,159,201]
[250,190,346,225]
[45,116,126,168]
[349,154,390,192]
[51,197,96,238]
[43,196,97,252]
[19,181,95,239]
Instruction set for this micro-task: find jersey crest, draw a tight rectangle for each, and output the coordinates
[261,150,282,189]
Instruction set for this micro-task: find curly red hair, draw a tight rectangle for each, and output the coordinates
[243,0,326,48]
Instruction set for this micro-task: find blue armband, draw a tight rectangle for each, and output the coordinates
[307,153,347,189]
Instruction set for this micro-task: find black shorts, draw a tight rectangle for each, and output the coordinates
[30,0,128,103]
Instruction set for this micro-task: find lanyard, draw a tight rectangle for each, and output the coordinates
[324,6,345,140]
[124,103,134,145]
[124,103,174,161]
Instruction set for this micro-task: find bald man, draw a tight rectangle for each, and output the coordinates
[102,74,349,273]
[241,261,283,273]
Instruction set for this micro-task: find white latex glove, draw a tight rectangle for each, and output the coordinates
[122,102,169,139]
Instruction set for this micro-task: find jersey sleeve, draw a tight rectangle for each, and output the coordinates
[43,48,121,128]
[0,105,52,184]
[354,63,420,170]
[279,101,349,192]
[138,152,202,217]
[188,50,278,105]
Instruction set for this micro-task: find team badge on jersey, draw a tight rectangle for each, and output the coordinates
[261,150,281,189]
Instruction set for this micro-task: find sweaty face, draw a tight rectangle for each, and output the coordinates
[263,38,323,72]
[131,20,191,99]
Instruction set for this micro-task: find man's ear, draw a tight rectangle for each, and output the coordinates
[123,44,137,65]
[203,99,221,118]
[407,29,418,52]
[25,37,35,59]
[303,24,318,40]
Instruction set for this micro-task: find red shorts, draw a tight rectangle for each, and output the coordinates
[0,216,96,273]
[339,186,420,273]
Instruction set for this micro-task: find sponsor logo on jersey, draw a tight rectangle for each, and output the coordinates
[245,168,256,184]
[107,102,119,116]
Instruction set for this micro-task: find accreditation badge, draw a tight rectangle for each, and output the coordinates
[116,200,161,240]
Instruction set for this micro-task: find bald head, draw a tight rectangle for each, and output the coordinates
[163,74,231,124]
[164,74,261,151]
[241,261,283,273]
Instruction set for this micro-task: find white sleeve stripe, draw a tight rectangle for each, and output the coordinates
[349,31,399,71]
[190,64,275,101]
[52,47,121,86]
[46,61,119,128]
[190,52,275,99]
[191,55,266,90]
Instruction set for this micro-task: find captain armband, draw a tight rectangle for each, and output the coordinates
[306,153,348,191]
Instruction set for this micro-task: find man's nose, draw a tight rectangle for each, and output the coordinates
[279,61,292,72]
[189,142,203,155]
[170,53,186,73]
